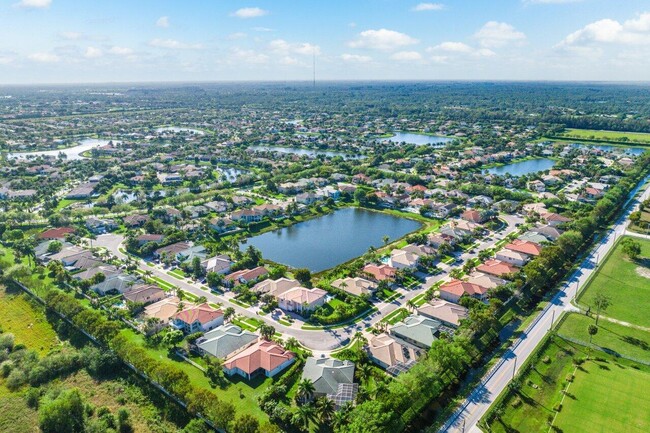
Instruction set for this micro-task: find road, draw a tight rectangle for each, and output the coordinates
[440,175,650,433]
[94,214,523,352]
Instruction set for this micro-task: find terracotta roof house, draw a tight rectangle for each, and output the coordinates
[225,266,269,286]
[277,287,327,314]
[476,259,519,277]
[38,227,75,240]
[331,277,377,297]
[302,357,358,406]
[143,296,180,324]
[362,264,397,282]
[197,325,259,360]
[172,303,224,334]
[223,340,295,380]
[123,284,166,305]
[417,299,469,327]
[439,279,490,304]
[540,212,571,227]
[390,315,443,349]
[365,333,419,375]
[505,239,543,257]
[461,209,488,224]
[137,234,165,246]
[123,214,149,227]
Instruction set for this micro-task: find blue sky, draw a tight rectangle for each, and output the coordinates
[1,0,650,83]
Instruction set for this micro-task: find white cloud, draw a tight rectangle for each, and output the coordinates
[227,32,247,40]
[252,27,274,32]
[390,51,422,61]
[341,53,372,63]
[149,38,202,50]
[84,47,102,59]
[475,21,526,48]
[108,46,134,56]
[156,16,169,28]
[269,39,321,56]
[412,3,444,12]
[15,0,51,9]
[524,0,582,3]
[428,42,495,57]
[231,47,269,64]
[348,29,419,51]
[59,31,83,40]
[28,52,59,63]
[232,7,268,19]
[559,12,650,47]
[279,56,299,65]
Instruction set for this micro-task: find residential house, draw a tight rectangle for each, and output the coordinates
[230,209,263,223]
[225,266,269,286]
[38,227,75,241]
[439,279,490,304]
[252,278,300,296]
[362,263,397,282]
[277,287,327,314]
[466,272,507,291]
[201,255,233,275]
[171,303,224,334]
[495,249,530,267]
[223,340,295,380]
[302,357,358,407]
[123,214,149,228]
[137,234,165,246]
[365,333,419,375]
[197,325,259,360]
[390,315,443,349]
[143,296,180,325]
[476,259,519,277]
[123,285,166,306]
[331,277,377,297]
[389,249,420,270]
[417,299,469,328]
[505,239,543,257]
[92,273,140,296]
[85,217,117,234]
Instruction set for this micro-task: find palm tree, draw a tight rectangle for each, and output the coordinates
[296,378,315,404]
[406,299,417,313]
[296,403,316,432]
[355,363,374,384]
[315,397,336,423]
[224,307,236,323]
[284,337,300,351]
[332,409,348,430]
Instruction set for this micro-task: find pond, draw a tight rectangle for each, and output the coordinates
[241,207,422,272]
[7,138,119,161]
[486,158,556,176]
[571,143,646,156]
[156,126,205,135]
[247,145,361,159]
[378,132,453,146]
[217,167,247,182]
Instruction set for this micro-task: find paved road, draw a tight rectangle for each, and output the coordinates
[94,214,523,352]
[440,176,650,433]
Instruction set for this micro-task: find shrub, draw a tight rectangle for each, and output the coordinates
[511,397,522,408]
[5,367,27,390]
[554,403,562,412]
[565,373,574,382]
[542,356,551,364]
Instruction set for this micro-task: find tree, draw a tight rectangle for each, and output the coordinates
[621,238,641,260]
[295,403,316,431]
[204,356,224,386]
[294,268,312,286]
[38,388,86,433]
[192,256,203,279]
[588,324,598,345]
[382,235,390,246]
[231,414,260,433]
[206,271,223,288]
[284,337,300,352]
[224,307,236,323]
[315,397,336,423]
[47,240,63,254]
[592,292,611,325]
[162,329,185,349]
[296,378,315,403]
[259,324,275,341]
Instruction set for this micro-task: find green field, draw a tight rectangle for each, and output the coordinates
[483,331,650,433]
[577,236,650,328]
[560,128,650,144]
[558,313,650,363]
[553,358,650,433]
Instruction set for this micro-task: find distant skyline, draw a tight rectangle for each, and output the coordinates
[1,0,650,84]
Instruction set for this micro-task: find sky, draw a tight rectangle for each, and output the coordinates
[1,0,650,84]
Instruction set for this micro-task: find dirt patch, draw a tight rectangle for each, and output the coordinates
[636,266,650,279]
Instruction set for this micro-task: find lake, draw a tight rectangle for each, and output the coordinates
[487,158,556,176]
[242,207,422,272]
[571,143,646,156]
[379,132,453,146]
[217,167,247,182]
[247,145,361,159]
[8,138,118,161]
[156,127,205,135]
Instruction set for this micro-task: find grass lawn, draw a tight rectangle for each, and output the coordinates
[382,307,409,325]
[557,313,650,363]
[559,128,650,144]
[577,236,650,327]
[483,333,650,433]
[553,357,650,433]
[0,285,59,355]
[167,269,187,279]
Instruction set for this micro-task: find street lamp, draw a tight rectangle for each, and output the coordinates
[512,354,518,380]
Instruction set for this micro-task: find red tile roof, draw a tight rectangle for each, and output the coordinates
[440,279,489,297]
[505,239,543,256]
[363,264,397,281]
[38,227,75,240]
[476,259,519,277]
[173,303,223,325]
[223,340,294,375]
